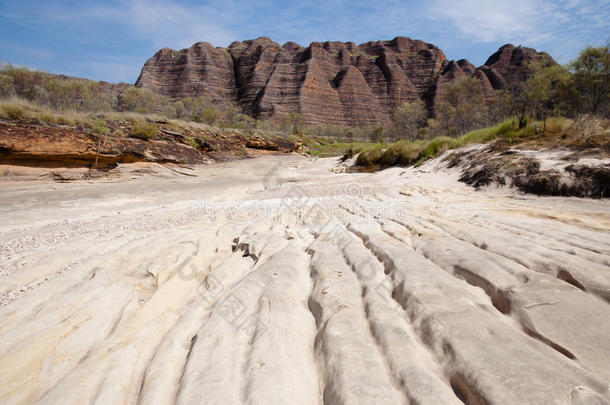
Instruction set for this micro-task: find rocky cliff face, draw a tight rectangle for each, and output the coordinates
[0,119,297,168]
[136,37,555,126]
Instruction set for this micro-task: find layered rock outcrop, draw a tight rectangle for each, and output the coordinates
[434,44,556,106]
[0,120,296,168]
[136,37,555,126]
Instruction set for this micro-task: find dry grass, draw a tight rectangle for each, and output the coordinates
[0,103,28,121]
[550,115,609,150]
[129,120,158,140]
[354,117,600,168]
[0,98,89,126]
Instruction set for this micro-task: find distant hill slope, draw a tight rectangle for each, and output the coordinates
[136,37,555,126]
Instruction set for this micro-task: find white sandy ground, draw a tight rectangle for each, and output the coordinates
[0,153,609,404]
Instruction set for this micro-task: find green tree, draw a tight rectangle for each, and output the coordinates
[173,101,185,118]
[88,116,110,135]
[345,129,355,142]
[283,112,304,135]
[425,118,443,138]
[522,64,554,131]
[522,62,573,131]
[256,119,281,132]
[441,76,488,134]
[353,127,367,142]
[368,126,385,143]
[0,73,14,97]
[570,45,609,114]
[487,90,513,124]
[45,79,93,111]
[3,66,45,101]
[392,99,427,141]
[182,96,219,123]
[222,103,242,125]
[121,87,156,113]
[0,64,113,111]
[80,81,113,111]
[434,102,459,136]
[196,108,219,124]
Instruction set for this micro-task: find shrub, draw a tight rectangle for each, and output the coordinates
[0,74,15,97]
[164,103,178,119]
[451,119,516,148]
[46,79,111,111]
[121,87,157,113]
[185,136,198,148]
[356,145,384,166]
[419,136,453,160]
[35,111,75,126]
[130,120,158,140]
[192,108,219,124]
[181,96,217,123]
[545,117,571,133]
[495,120,515,137]
[0,65,114,112]
[353,116,583,168]
[368,126,385,142]
[379,140,424,166]
[0,104,28,120]
[87,116,110,135]
[173,101,186,118]
[282,112,304,135]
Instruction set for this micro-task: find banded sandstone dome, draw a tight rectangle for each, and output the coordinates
[136,37,555,126]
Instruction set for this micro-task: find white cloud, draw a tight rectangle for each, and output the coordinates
[0,0,242,81]
[2,0,236,50]
[123,0,235,49]
[0,44,54,61]
[427,0,547,43]
[427,0,610,62]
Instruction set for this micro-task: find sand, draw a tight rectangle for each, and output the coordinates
[0,154,609,404]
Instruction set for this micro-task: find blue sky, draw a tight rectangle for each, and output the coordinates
[1,0,608,83]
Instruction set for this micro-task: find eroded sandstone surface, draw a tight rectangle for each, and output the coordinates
[136,37,554,126]
[0,154,609,404]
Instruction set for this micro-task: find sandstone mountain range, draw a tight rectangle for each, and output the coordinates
[136,36,555,126]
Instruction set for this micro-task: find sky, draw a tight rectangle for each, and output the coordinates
[1,0,608,84]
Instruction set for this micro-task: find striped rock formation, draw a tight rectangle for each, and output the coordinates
[136,37,555,125]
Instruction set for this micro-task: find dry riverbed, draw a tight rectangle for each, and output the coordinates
[0,154,609,404]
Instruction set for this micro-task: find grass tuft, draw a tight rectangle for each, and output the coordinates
[130,120,158,140]
[0,104,28,120]
[185,136,199,148]
[355,117,580,168]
